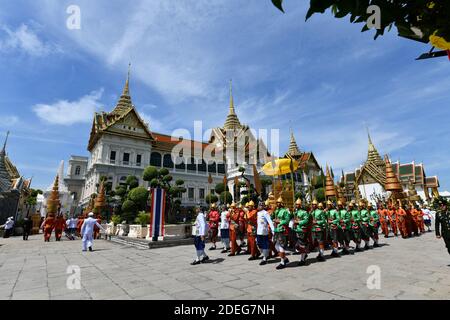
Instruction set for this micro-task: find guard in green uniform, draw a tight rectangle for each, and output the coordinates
[326,200,341,257]
[368,203,380,248]
[273,197,292,270]
[349,201,363,252]
[338,201,352,255]
[293,198,311,266]
[435,200,450,256]
[311,200,327,262]
[359,201,372,250]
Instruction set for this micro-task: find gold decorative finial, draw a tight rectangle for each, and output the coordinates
[229,79,235,114]
[123,63,131,96]
[366,125,373,145]
[2,131,9,153]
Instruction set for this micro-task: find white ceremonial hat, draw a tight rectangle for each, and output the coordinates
[88,212,94,217]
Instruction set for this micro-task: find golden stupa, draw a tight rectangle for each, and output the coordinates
[94,180,107,214]
[325,166,337,199]
[384,155,405,201]
[46,175,60,217]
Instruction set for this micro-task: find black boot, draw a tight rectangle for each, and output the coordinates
[276,263,286,270]
[317,254,326,262]
[331,250,340,257]
[191,260,201,265]
[259,260,267,266]
[88,246,93,252]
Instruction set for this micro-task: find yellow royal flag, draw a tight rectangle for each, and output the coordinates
[262,158,299,176]
[430,32,450,50]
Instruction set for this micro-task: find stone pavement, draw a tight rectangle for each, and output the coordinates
[0,231,449,300]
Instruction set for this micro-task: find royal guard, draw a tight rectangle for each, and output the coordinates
[256,201,275,266]
[359,201,372,249]
[219,205,230,253]
[41,215,55,242]
[54,214,66,242]
[404,204,414,237]
[93,215,102,240]
[410,205,422,236]
[238,203,247,250]
[326,200,341,257]
[407,203,419,236]
[388,203,398,236]
[265,199,278,258]
[208,203,220,250]
[246,201,260,261]
[337,201,352,255]
[293,199,311,266]
[368,203,380,247]
[228,202,241,256]
[349,201,363,252]
[415,205,425,234]
[76,214,85,238]
[273,197,292,270]
[435,200,450,256]
[396,202,408,238]
[378,203,389,238]
[311,200,327,262]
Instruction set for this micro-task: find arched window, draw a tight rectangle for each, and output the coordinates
[208,161,216,174]
[150,152,162,167]
[75,166,81,176]
[187,157,196,172]
[198,159,207,173]
[175,157,186,171]
[217,163,225,174]
[163,154,174,169]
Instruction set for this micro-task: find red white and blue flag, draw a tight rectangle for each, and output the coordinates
[150,188,166,241]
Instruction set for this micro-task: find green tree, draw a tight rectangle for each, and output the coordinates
[128,187,149,210]
[220,191,233,205]
[271,0,450,45]
[205,193,219,205]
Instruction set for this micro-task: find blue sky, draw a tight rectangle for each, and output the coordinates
[0,0,449,191]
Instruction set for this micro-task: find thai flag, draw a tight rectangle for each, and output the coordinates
[150,188,166,241]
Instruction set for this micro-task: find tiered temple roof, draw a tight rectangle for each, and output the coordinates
[223,81,243,131]
[0,133,12,192]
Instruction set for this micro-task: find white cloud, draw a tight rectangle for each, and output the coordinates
[139,110,164,133]
[0,115,19,127]
[0,24,57,57]
[33,89,103,125]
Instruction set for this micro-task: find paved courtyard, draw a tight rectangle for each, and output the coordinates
[0,231,449,300]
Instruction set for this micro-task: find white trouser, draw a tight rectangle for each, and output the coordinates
[82,234,93,251]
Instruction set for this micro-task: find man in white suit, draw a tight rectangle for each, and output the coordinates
[81,212,105,252]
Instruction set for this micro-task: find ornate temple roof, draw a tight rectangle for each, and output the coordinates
[223,81,243,130]
[5,156,20,180]
[0,132,12,192]
[87,66,155,151]
[367,131,385,167]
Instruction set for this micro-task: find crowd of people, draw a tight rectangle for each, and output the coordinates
[192,197,443,269]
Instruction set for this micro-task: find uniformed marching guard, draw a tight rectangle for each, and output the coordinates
[208,203,220,250]
[435,200,450,256]
[228,202,241,256]
[246,201,260,260]
[219,205,231,253]
[191,206,210,265]
[359,201,372,250]
[368,203,380,248]
[326,200,341,257]
[256,201,275,266]
[349,201,363,252]
[337,201,352,255]
[311,200,327,262]
[273,197,292,270]
[293,199,311,266]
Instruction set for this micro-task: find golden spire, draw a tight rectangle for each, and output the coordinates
[229,79,235,115]
[223,79,242,130]
[123,62,131,96]
[384,155,403,193]
[287,128,301,157]
[1,131,9,155]
[366,127,384,166]
[112,63,133,116]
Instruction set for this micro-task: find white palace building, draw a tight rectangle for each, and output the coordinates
[64,73,322,213]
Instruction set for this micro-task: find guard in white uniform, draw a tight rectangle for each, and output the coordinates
[256,201,275,266]
[81,212,105,252]
[219,205,230,253]
[191,207,209,265]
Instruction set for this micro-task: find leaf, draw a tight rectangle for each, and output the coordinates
[271,0,284,13]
